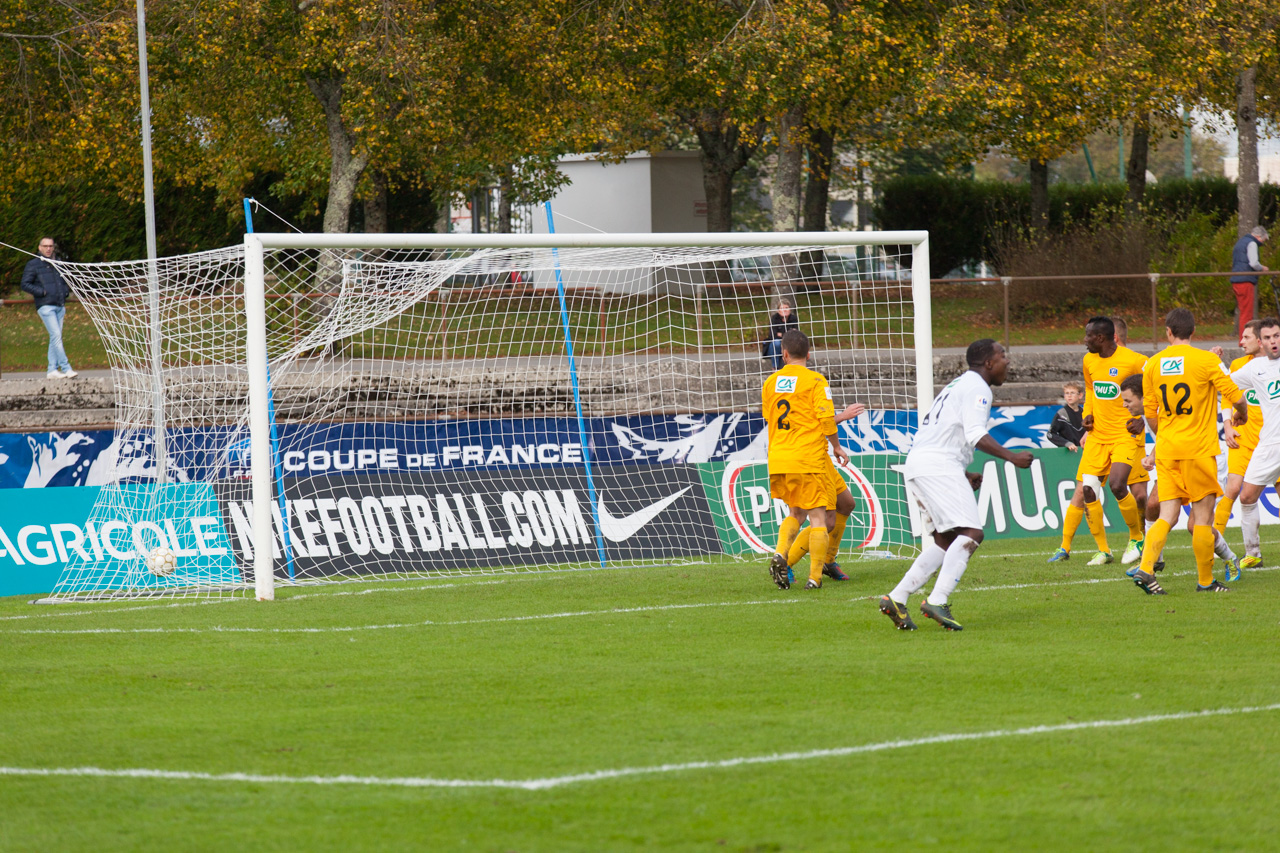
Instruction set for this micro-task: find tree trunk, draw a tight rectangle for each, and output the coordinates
[1237,66,1260,236]
[771,108,804,233]
[1029,158,1050,229]
[364,169,388,234]
[498,168,514,234]
[306,76,369,235]
[693,116,757,233]
[802,126,834,232]
[1126,112,1150,214]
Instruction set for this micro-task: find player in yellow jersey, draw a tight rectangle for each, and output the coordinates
[781,401,867,584]
[1216,320,1264,570]
[761,329,850,590]
[1132,308,1247,594]
[1048,317,1149,566]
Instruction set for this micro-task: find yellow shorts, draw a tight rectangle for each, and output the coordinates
[1227,441,1258,477]
[770,473,829,510]
[1155,457,1221,504]
[1076,437,1150,485]
[823,463,848,510]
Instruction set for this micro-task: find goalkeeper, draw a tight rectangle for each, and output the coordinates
[761,329,850,590]
[778,401,868,585]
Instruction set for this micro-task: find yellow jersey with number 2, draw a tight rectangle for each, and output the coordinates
[1143,344,1242,460]
[762,363,837,474]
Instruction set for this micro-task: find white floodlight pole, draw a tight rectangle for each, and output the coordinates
[244,235,275,601]
[136,0,166,483]
[911,237,934,414]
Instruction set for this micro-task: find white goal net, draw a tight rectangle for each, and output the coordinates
[40,231,931,601]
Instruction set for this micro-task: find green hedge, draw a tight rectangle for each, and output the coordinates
[876,175,1280,276]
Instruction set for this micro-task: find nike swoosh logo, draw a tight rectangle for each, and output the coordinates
[597,487,691,542]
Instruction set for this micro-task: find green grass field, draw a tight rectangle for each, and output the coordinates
[2,529,1278,851]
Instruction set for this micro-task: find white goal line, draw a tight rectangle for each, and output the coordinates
[2,703,1276,792]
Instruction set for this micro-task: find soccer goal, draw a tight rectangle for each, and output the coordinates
[40,230,931,601]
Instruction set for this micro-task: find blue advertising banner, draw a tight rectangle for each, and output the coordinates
[0,406,1068,489]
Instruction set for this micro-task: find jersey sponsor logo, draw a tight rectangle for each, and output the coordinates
[1092,380,1120,400]
[1108,367,1119,377]
[1159,357,1184,375]
[824,386,832,400]
[1268,379,1280,400]
[1247,389,1261,406]
[597,487,690,542]
[774,376,797,394]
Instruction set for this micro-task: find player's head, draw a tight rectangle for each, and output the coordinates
[967,338,1009,385]
[781,329,809,363]
[1165,307,1194,341]
[1259,317,1280,358]
[1113,317,1128,346]
[1084,316,1115,354]
[1062,380,1083,406]
[1120,373,1144,416]
[1241,319,1263,355]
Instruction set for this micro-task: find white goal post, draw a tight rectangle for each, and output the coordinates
[43,229,930,602]
[242,230,932,601]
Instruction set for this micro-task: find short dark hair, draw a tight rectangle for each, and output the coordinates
[1165,307,1195,339]
[966,338,999,368]
[1260,317,1280,333]
[1086,316,1115,339]
[1120,374,1143,396]
[781,329,809,359]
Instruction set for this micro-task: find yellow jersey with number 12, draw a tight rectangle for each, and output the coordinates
[762,363,836,474]
[1143,344,1242,460]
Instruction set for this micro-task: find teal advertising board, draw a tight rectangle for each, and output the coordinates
[0,483,239,598]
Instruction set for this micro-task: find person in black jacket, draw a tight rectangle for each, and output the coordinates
[20,237,77,379]
[763,297,798,369]
[1047,381,1085,451]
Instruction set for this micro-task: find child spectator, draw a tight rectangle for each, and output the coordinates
[1047,381,1086,451]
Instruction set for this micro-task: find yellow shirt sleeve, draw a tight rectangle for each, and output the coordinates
[1143,359,1158,424]
[1082,356,1094,420]
[814,376,836,436]
[1210,357,1243,407]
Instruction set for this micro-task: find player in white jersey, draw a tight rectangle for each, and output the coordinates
[879,339,1034,631]
[1228,317,1280,566]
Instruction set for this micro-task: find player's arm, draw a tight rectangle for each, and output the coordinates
[1216,362,1247,425]
[975,434,1034,468]
[1142,363,1159,435]
[835,402,866,424]
[816,380,848,465]
[1080,361,1094,431]
[963,390,1032,468]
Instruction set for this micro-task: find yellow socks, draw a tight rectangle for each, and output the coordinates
[1192,525,1215,586]
[1214,497,1235,536]
[825,513,848,563]
[1116,492,1143,541]
[786,527,811,566]
[808,528,829,583]
[1139,519,1170,573]
[1085,500,1109,553]
[775,517,800,557]
[1061,504,1084,551]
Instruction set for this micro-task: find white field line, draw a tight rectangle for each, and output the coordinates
[2,703,1277,792]
[5,599,800,635]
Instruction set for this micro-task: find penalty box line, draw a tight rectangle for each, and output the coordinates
[2,703,1278,792]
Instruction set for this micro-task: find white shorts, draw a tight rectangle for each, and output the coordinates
[1243,442,1280,487]
[906,471,981,537]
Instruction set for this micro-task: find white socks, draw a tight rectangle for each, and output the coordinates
[1241,501,1262,558]
[1213,528,1236,562]
[890,542,946,605]
[927,535,979,606]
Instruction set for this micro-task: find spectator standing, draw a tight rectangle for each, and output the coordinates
[763,297,798,369]
[1047,381,1086,451]
[20,237,77,379]
[1230,225,1270,337]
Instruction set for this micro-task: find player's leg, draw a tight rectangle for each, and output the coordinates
[1109,457,1145,565]
[881,476,952,630]
[1134,463,1184,594]
[1189,487,1227,591]
[1052,479,1089,561]
[1215,470,1244,535]
[802,506,831,589]
[904,471,983,630]
[768,474,808,589]
[1236,443,1279,570]
[822,489,856,581]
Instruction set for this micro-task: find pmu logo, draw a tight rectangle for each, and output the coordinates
[1092,381,1120,401]
[1160,357,1184,375]
[1247,389,1261,406]
[720,460,885,553]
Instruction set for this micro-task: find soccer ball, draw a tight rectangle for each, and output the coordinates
[146,546,177,577]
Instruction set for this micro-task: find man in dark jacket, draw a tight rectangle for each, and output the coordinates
[20,237,77,379]
[1230,225,1270,337]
